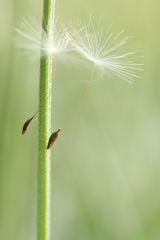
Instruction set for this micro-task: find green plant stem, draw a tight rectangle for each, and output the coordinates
[37,0,56,240]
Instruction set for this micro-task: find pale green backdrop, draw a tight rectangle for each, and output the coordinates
[0,1,160,240]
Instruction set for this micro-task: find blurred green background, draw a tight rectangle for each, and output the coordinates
[0,0,160,239]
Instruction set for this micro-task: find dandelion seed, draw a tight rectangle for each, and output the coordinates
[22,111,38,135]
[15,18,71,60]
[15,17,143,82]
[67,20,143,83]
[47,129,61,150]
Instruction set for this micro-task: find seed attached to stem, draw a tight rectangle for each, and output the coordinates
[22,112,38,135]
[47,129,61,150]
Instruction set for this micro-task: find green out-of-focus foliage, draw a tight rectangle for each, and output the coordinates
[0,0,160,240]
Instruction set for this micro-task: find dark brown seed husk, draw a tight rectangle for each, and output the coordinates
[22,112,38,135]
[47,129,61,150]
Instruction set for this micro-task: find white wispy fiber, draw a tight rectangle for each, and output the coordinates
[15,18,143,82]
[15,18,71,60]
[67,20,143,83]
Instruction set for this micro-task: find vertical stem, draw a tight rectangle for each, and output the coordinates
[38,1,56,240]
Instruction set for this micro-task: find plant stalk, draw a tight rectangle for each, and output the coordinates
[37,0,56,240]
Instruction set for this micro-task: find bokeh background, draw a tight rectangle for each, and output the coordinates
[0,0,160,239]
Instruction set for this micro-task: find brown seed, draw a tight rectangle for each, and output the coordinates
[47,129,61,150]
[22,112,38,135]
